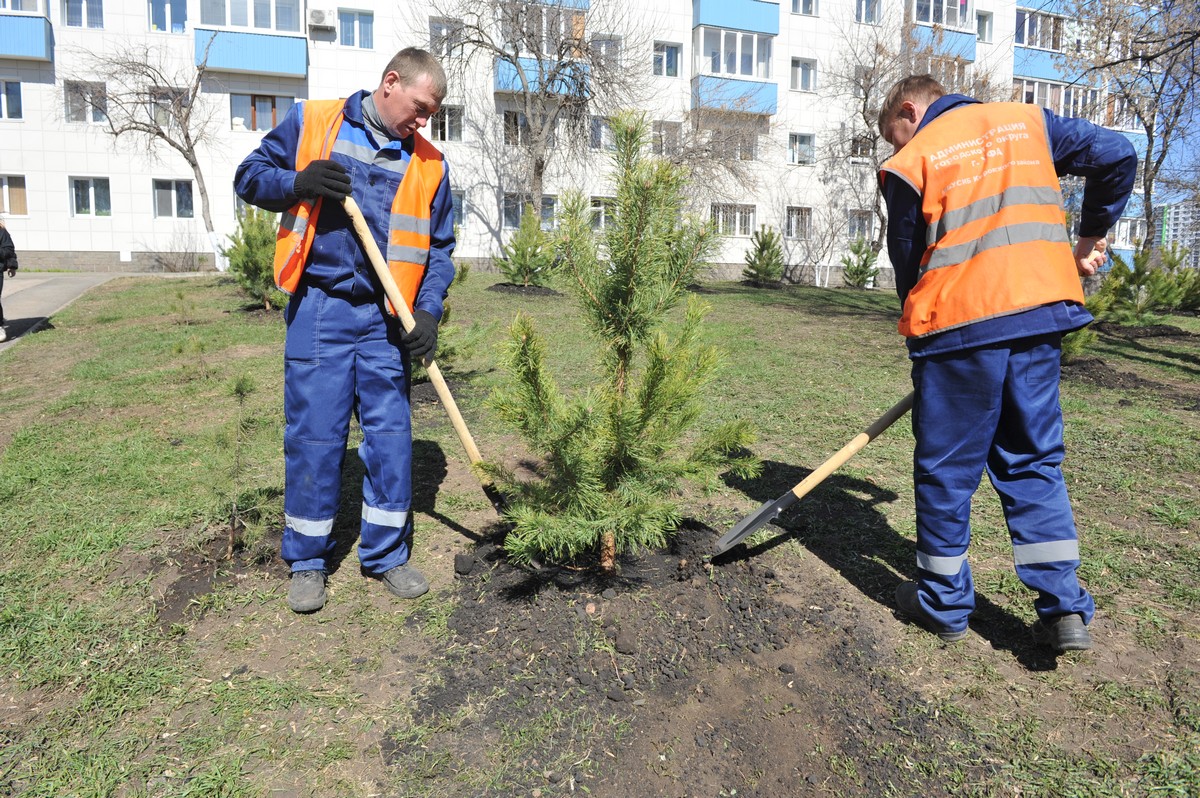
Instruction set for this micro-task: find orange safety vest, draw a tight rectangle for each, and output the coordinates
[880,102,1084,338]
[273,98,446,314]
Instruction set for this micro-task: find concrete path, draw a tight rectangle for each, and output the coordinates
[0,272,156,354]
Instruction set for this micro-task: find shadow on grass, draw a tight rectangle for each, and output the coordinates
[691,283,903,324]
[720,460,1063,671]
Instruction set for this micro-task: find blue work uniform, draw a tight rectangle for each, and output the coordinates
[882,95,1137,632]
[234,90,456,576]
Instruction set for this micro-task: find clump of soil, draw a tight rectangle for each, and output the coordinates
[485,283,562,296]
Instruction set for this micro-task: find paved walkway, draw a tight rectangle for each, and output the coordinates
[0,272,204,355]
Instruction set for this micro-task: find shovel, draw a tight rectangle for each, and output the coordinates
[714,391,914,554]
[341,196,504,512]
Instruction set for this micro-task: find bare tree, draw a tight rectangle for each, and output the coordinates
[423,0,651,206]
[65,42,223,239]
[1061,0,1200,249]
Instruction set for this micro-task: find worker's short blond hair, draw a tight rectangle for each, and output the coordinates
[381,47,448,102]
[877,75,946,133]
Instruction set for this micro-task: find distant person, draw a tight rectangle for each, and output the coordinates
[234,47,456,613]
[0,220,18,342]
[876,75,1136,652]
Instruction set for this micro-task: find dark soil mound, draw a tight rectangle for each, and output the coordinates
[486,283,562,296]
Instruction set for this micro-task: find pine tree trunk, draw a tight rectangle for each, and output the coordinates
[600,531,616,571]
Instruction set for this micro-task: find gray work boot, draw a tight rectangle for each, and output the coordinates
[895,581,969,643]
[1033,613,1092,653]
[287,570,327,613]
[379,563,429,599]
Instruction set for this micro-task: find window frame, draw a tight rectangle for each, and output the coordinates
[153,178,195,219]
[429,106,463,142]
[785,205,812,240]
[790,58,817,92]
[711,203,756,237]
[230,93,294,131]
[338,9,374,49]
[787,132,815,165]
[148,0,187,32]
[653,41,681,78]
[855,0,880,25]
[847,209,873,242]
[63,0,104,29]
[428,16,462,57]
[1,80,22,120]
[912,0,974,32]
[695,26,773,80]
[0,175,29,216]
[65,80,107,124]
[792,0,818,15]
[199,0,300,32]
[70,176,112,217]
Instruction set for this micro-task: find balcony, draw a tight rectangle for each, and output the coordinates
[0,13,52,61]
[694,0,779,36]
[495,57,589,96]
[911,24,976,63]
[691,74,777,115]
[194,28,307,78]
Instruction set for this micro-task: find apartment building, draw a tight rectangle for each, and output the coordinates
[0,0,1147,279]
[1159,201,1200,269]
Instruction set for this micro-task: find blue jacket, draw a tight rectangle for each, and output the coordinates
[882,94,1137,357]
[234,90,456,319]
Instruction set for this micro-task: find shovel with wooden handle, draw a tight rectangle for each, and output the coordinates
[714,391,914,555]
[341,196,504,512]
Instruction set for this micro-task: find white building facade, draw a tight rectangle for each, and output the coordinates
[0,0,1147,280]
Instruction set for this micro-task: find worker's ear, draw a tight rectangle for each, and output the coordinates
[899,99,918,123]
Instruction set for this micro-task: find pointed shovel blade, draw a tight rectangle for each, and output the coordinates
[714,491,800,555]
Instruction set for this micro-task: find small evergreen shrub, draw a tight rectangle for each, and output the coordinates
[496,205,555,287]
[841,238,879,289]
[742,225,785,285]
[1090,250,1183,325]
[224,208,286,310]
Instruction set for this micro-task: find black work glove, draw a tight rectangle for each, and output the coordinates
[402,310,439,361]
[293,159,351,202]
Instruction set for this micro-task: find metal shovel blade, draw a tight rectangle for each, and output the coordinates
[714,491,800,555]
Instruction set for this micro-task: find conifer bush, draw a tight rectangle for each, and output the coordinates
[484,113,759,570]
[496,204,556,287]
[1090,250,1183,325]
[840,238,879,289]
[742,225,785,285]
[224,207,286,310]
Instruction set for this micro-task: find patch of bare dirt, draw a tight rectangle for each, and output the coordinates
[485,283,562,297]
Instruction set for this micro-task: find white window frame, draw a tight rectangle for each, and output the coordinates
[912,0,974,32]
[502,193,556,230]
[70,176,112,217]
[1013,79,1102,124]
[153,179,194,218]
[63,0,103,28]
[429,16,462,58]
[148,0,187,32]
[0,175,29,216]
[451,190,466,230]
[590,196,615,230]
[429,106,463,142]
[711,203,755,237]
[1014,8,1064,52]
[790,58,817,92]
[338,9,373,49]
[230,93,293,131]
[792,0,818,16]
[591,35,621,69]
[199,0,300,32]
[65,81,107,124]
[1,80,22,120]
[503,110,530,146]
[847,209,873,242]
[653,41,681,78]
[696,26,773,80]
[976,10,993,43]
[788,132,815,165]
[651,120,681,156]
[785,205,812,240]
[589,116,615,150]
[1,1,44,11]
[855,0,880,25]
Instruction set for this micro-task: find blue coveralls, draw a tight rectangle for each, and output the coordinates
[234,91,456,576]
[882,95,1137,633]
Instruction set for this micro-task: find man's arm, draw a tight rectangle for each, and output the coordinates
[234,103,307,212]
[1044,109,1138,238]
[882,175,924,304]
[413,162,457,321]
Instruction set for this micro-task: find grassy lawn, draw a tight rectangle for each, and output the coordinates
[0,271,1197,797]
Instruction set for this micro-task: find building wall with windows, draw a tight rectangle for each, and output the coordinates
[1159,202,1200,270]
[0,0,1147,281]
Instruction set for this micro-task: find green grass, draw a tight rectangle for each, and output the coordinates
[0,273,1198,796]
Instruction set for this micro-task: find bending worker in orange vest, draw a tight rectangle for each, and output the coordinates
[877,75,1136,652]
[235,48,455,613]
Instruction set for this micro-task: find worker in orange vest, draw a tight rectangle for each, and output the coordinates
[878,75,1137,652]
[235,48,456,613]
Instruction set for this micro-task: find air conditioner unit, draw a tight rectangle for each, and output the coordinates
[307,8,335,29]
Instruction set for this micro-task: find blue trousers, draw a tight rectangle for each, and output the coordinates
[280,284,415,575]
[909,333,1094,632]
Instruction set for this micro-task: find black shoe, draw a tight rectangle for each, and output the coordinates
[895,582,969,643]
[1033,613,1091,652]
[379,563,429,599]
[287,570,327,613]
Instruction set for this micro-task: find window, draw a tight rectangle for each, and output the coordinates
[429,16,461,57]
[451,190,466,229]
[785,206,812,240]
[1109,95,1141,131]
[711,203,755,236]
[1,81,22,120]
[65,81,107,124]
[339,10,373,48]
[64,0,103,28]
[500,2,586,58]
[651,120,681,156]
[149,87,186,128]
[589,116,614,150]
[1114,217,1146,248]
[1,0,42,10]
[855,0,879,24]
[913,0,973,31]
[653,42,680,77]
[502,193,555,230]
[590,197,615,230]
[1014,9,1063,51]
[1012,79,1101,124]
[850,135,874,161]
[199,0,299,32]
[788,133,815,165]
[429,106,463,142]
[847,209,873,241]
[730,131,757,161]
[0,175,28,216]
[791,58,816,92]
[149,0,187,32]
[153,179,194,218]
[922,55,972,90]
[230,93,293,131]
[503,110,530,146]
[71,177,112,217]
[792,0,817,14]
[592,36,620,68]
[976,11,993,43]
[696,26,772,79]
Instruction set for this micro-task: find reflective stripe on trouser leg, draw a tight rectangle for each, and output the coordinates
[985,334,1095,623]
[911,347,1008,631]
[281,285,355,571]
[353,298,414,575]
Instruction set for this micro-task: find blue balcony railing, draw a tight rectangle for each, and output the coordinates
[194,28,307,78]
[692,75,777,115]
[0,13,52,61]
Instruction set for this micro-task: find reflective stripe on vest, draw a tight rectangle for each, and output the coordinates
[880,103,1084,338]
[273,98,445,314]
